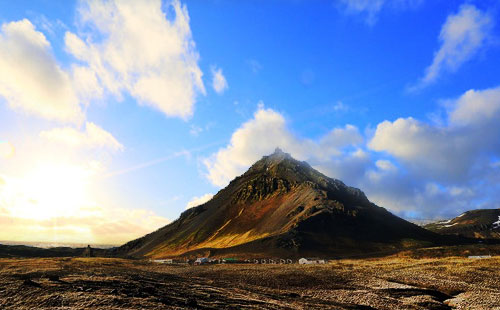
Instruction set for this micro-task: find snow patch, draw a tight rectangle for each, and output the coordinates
[492,216,500,229]
[438,219,452,225]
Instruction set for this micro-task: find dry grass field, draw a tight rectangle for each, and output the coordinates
[0,253,499,310]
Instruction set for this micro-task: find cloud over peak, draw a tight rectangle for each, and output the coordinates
[204,104,363,187]
[205,85,500,219]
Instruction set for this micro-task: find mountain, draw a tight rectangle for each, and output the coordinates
[424,209,500,239]
[115,148,441,259]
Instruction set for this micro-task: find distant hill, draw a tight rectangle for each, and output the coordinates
[0,244,110,258]
[425,209,500,239]
[114,148,444,259]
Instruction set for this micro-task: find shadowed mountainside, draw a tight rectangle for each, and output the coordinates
[425,209,500,239]
[114,148,444,259]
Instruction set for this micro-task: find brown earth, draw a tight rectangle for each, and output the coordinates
[1,250,499,309]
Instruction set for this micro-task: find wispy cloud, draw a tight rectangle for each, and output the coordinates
[103,151,190,179]
[411,4,494,90]
[40,122,123,152]
[211,66,228,94]
[104,141,224,178]
[338,0,423,25]
[246,59,262,74]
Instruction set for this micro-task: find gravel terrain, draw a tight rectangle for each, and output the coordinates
[0,256,499,309]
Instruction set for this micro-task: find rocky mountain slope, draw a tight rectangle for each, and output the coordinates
[115,148,442,258]
[425,209,500,239]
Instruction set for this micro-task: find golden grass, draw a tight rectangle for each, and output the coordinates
[1,254,500,309]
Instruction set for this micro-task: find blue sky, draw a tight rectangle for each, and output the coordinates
[0,0,499,244]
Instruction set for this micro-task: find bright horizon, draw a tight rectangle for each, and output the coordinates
[1,0,500,245]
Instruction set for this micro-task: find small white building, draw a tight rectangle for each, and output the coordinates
[468,255,492,259]
[299,258,326,265]
[152,259,173,264]
[194,257,209,265]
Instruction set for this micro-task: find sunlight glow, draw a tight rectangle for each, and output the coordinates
[3,163,94,220]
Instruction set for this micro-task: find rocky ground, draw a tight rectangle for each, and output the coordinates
[0,255,499,309]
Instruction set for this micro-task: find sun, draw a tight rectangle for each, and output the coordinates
[5,163,93,220]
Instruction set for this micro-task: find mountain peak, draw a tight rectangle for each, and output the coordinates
[116,148,438,259]
[246,148,306,178]
[268,147,292,161]
[272,147,286,155]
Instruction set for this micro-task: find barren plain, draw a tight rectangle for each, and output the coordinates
[0,250,499,310]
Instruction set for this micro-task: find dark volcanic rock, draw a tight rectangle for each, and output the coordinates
[425,209,500,239]
[114,148,441,259]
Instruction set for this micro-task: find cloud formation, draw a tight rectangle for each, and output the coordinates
[65,0,205,119]
[0,19,83,123]
[40,122,124,152]
[338,0,422,25]
[204,104,363,187]
[369,85,500,182]
[186,193,214,209]
[211,66,228,94]
[204,87,500,219]
[415,4,493,88]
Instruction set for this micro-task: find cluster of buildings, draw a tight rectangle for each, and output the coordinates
[151,257,328,265]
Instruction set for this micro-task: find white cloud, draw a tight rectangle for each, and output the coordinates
[375,159,397,172]
[186,193,213,209]
[190,125,203,136]
[0,19,83,123]
[364,84,500,218]
[211,66,228,94]
[339,0,384,24]
[369,85,500,182]
[338,0,422,25]
[415,4,493,88]
[71,65,104,103]
[449,87,500,127]
[40,122,123,152]
[65,0,205,119]
[204,104,363,187]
